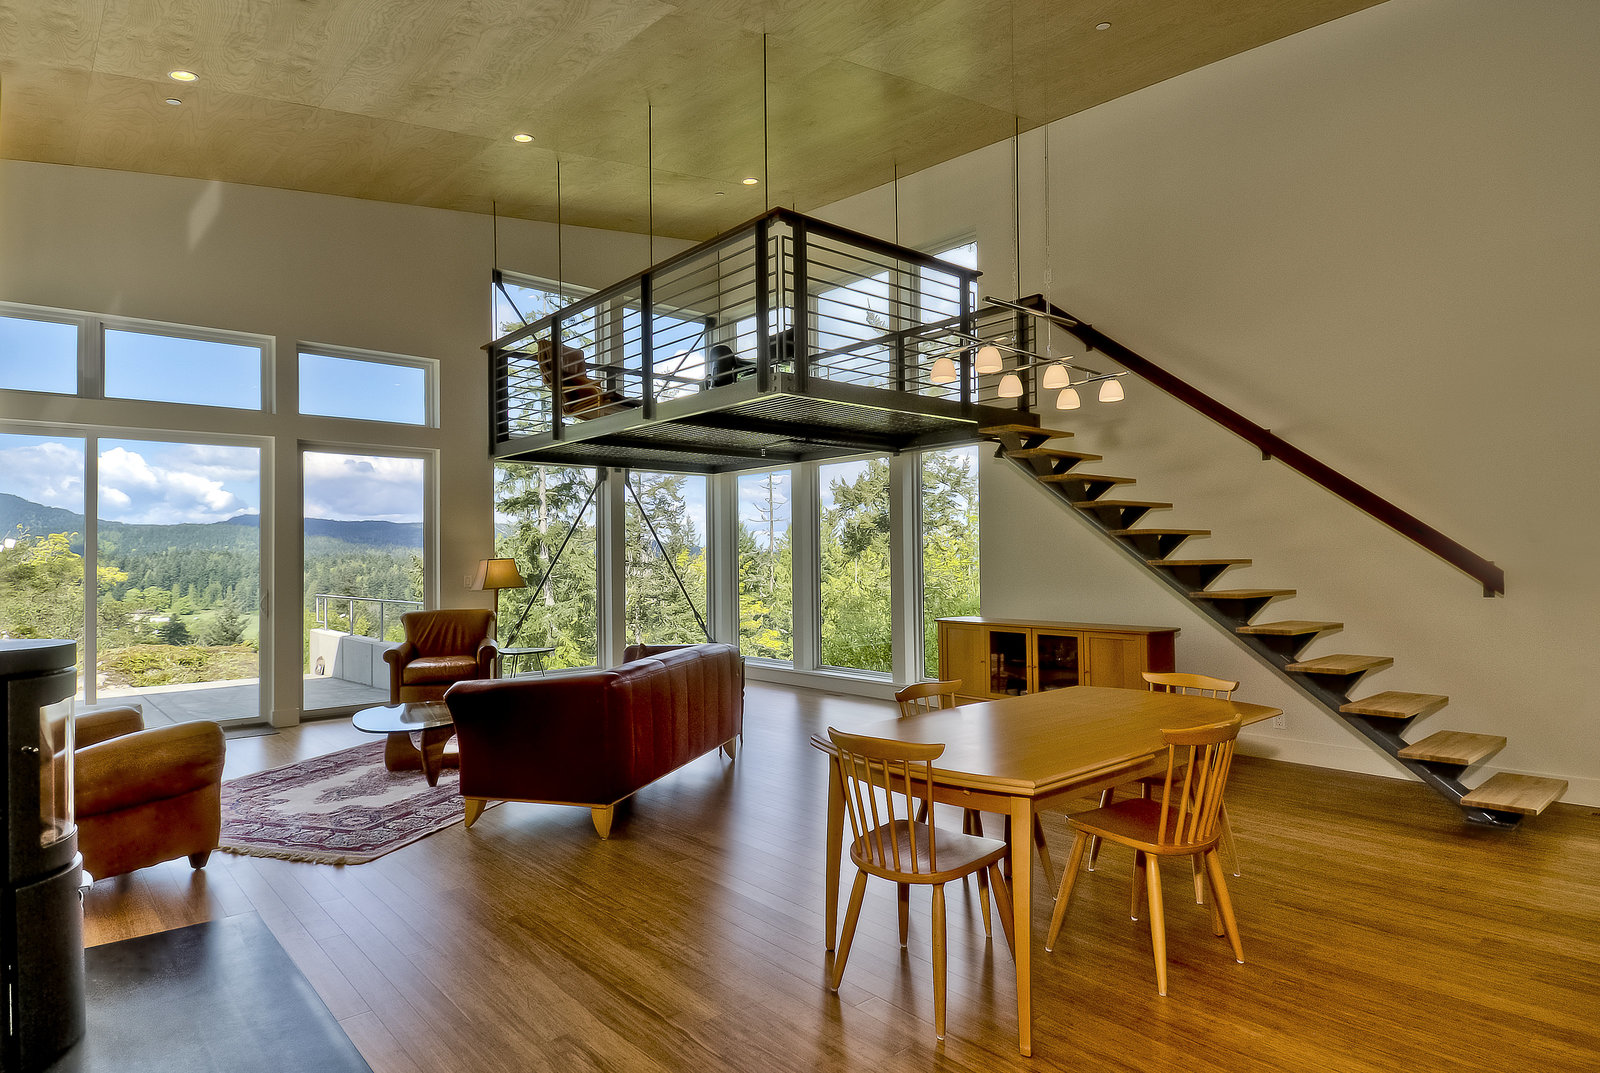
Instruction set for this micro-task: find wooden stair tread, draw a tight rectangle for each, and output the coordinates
[1461,773,1567,816]
[1006,447,1101,461]
[1149,559,1251,567]
[1190,588,1296,599]
[1341,691,1450,719]
[981,423,1073,439]
[1108,528,1210,538]
[1075,500,1170,509]
[1038,472,1135,484]
[1237,620,1343,636]
[1287,654,1394,675]
[1398,731,1506,766]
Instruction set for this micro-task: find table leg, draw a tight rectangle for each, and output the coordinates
[383,731,423,772]
[418,724,456,787]
[825,756,843,952]
[1010,795,1033,1056]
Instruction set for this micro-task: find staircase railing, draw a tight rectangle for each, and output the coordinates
[1007,294,1504,597]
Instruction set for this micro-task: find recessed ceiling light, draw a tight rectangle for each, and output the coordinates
[168,70,198,82]
[714,191,726,197]
[1095,22,1112,31]
[165,98,183,106]
[512,133,533,143]
[741,177,759,186]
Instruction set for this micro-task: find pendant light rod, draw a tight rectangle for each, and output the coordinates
[982,295,1085,328]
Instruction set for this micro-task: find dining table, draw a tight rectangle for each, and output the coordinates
[812,684,1281,1056]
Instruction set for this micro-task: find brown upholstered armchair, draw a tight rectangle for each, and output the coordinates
[383,609,498,703]
[73,706,226,879]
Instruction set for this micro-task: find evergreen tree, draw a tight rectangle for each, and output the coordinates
[159,618,192,645]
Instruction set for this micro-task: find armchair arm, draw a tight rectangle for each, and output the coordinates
[75,706,145,749]
[475,637,499,679]
[75,721,226,818]
[384,641,417,702]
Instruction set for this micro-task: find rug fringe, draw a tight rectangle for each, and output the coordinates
[217,844,377,866]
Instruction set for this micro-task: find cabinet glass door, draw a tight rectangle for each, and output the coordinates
[987,629,1030,696]
[1035,632,1081,692]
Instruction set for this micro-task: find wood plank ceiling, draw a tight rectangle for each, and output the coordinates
[0,0,1384,241]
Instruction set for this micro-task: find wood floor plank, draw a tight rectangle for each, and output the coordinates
[78,683,1600,1072]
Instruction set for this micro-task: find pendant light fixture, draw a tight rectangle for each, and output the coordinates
[1098,378,1125,403]
[1042,362,1071,389]
[975,344,1004,374]
[929,355,959,384]
[1056,386,1082,410]
[998,372,1024,398]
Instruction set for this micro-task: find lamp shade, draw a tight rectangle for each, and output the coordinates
[974,344,1003,374]
[1042,363,1070,389]
[928,355,958,384]
[471,557,526,591]
[998,372,1024,399]
[1056,386,1081,410]
[1098,378,1125,403]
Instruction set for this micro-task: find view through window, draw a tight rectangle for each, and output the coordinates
[492,462,599,670]
[624,471,708,647]
[818,456,893,674]
[920,446,980,674]
[738,470,793,662]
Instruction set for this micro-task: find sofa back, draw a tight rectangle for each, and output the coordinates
[445,643,742,807]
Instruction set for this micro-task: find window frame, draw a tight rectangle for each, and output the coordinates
[297,342,439,428]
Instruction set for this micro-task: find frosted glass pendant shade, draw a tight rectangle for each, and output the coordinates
[1056,386,1081,410]
[998,372,1023,398]
[975,344,1003,374]
[1098,378,1125,403]
[929,356,958,384]
[1042,363,1070,389]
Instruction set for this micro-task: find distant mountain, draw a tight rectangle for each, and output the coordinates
[0,493,421,551]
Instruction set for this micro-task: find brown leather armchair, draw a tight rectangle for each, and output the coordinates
[73,706,226,879]
[383,609,498,703]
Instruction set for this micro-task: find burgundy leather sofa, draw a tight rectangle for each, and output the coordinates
[444,642,743,838]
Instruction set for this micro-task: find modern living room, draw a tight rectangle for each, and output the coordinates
[2,2,1598,1071]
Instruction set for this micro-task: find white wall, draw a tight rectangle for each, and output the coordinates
[818,0,1600,804]
[0,161,671,723]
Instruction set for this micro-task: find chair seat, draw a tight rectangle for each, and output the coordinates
[851,821,1009,884]
[403,655,480,684]
[1069,797,1221,855]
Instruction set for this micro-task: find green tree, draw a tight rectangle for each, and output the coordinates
[201,601,246,646]
[159,618,192,645]
[819,460,893,672]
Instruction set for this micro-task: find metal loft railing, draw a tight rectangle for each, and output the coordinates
[312,594,421,642]
[486,208,1032,450]
[1004,294,1504,597]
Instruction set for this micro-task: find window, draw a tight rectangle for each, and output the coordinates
[818,456,892,674]
[104,325,265,410]
[299,349,432,425]
[493,273,589,338]
[624,471,708,646]
[492,462,599,671]
[0,313,78,395]
[738,470,793,662]
[920,446,980,675]
[0,432,86,646]
[303,450,425,714]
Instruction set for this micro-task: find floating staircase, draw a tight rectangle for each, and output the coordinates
[981,422,1567,827]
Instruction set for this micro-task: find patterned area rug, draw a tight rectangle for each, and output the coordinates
[219,741,481,865]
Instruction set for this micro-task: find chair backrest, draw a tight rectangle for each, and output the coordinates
[535,337,612,416]
[894,679,962,717]
[1143,670,1239,700]
[828,727,945,877]
[1151,717,1242,849]
[403,609,495,656]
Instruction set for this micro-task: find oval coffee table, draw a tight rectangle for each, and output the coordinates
[352,700,457,787]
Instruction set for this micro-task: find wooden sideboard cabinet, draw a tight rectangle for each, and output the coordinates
[936,617,1178,702]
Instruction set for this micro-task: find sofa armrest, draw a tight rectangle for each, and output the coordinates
[76,722,226,817]
[75,706,146,749]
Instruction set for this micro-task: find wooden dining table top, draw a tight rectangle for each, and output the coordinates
[824,685,1282,799]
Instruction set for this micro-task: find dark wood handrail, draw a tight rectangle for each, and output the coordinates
[1014,295,1504,597]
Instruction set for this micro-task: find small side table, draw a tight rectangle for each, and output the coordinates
[498,646,555,678]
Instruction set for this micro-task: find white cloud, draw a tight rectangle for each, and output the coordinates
[0,439,86,511]
[97,445,251,524]
[303,452,423,523]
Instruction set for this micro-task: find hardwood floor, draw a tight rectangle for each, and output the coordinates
[82,683,1600,1071]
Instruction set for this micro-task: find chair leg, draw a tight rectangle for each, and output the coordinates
[898,882,911,945]
[187,850,211,869]
[1204,850,1246,965]
[1032,813,1055,890]
[1145,855,1168,997]
[1086,787,1115,871]
[1219,803,1241,877]
[976,853,993,937]
[1044,831,1090,951]
[831,871,869,990]
[932,884,948,1041]
[1193,854,1207,905]
[988,863,1016,958]
[1131,850,1147,921]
